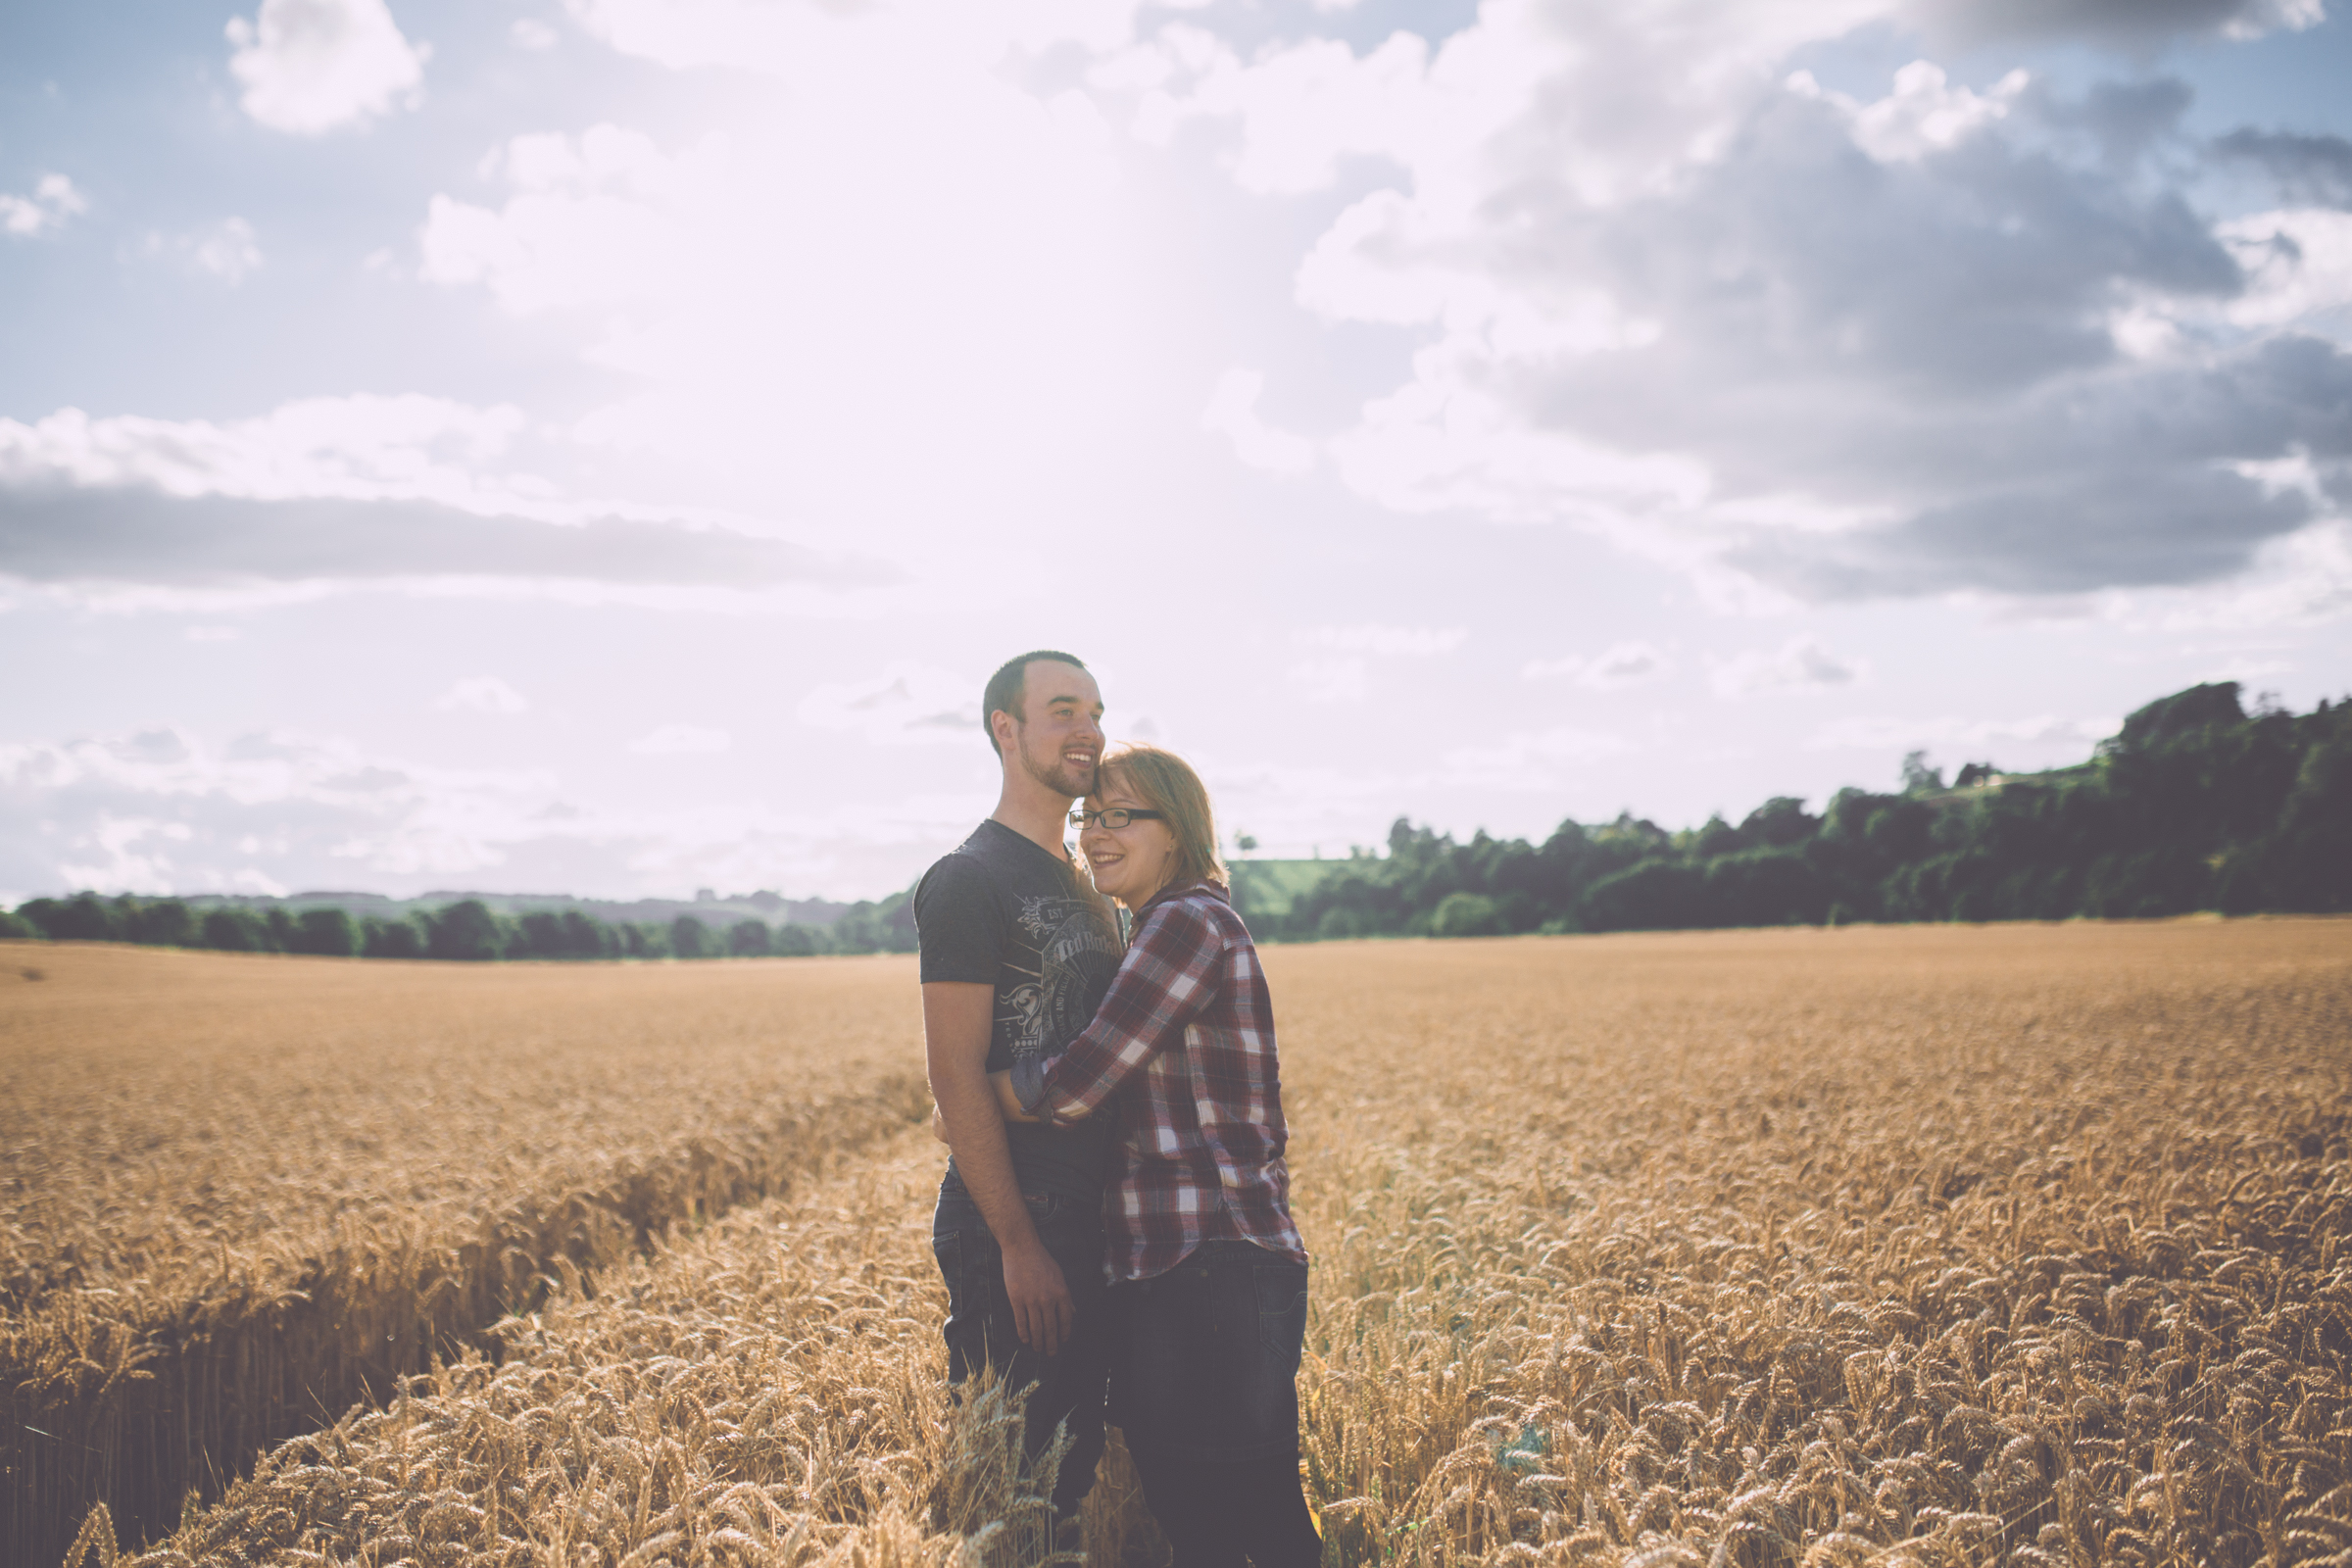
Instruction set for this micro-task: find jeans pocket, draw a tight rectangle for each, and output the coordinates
[1253,1259,1309,1371]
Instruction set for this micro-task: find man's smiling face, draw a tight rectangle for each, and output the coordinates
[1007,660,1104,800]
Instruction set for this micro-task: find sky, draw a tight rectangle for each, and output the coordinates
[2,0,2349,905]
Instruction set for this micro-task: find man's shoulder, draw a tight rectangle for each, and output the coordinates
[914,827,1008,910]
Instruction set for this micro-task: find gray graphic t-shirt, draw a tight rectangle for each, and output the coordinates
[915,819,1123,1202]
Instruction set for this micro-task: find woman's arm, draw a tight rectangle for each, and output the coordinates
[1013,897,1224,1124]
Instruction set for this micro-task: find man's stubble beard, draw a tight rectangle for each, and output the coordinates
[1015,725,1096,800]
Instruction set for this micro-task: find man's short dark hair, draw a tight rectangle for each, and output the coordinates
[983,650,1088,757]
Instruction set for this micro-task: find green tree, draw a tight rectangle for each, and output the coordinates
[1430,892,1501,938]
[669,914,712,959]
[125,899,197,947]
[2229,708,2352,912]
[558,910,612,958]
[361,916,425,958]
[200,907,272,952]
[514,910,565,959]
[32,893,122,942]
[1899,752,1944,794]
[1578,858,1706,932]
[727,919,772,957]
[426,901,506,961]
[290,907,358,956]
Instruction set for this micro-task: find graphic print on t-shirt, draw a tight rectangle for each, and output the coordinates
[1001,895,1123,1063]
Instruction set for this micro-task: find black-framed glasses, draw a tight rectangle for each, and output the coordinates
[1069,808,1166,831]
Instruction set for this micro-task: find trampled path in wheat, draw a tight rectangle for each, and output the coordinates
[15,918,2352,1567]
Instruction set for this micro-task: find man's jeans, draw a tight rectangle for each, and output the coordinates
[932,1180,1111,1518]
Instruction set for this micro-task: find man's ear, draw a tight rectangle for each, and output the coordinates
[989,707,1018,755]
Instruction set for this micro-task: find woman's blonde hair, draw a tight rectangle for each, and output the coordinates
[1096,743,1228,894]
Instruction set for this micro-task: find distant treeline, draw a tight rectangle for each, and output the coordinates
[4,682,2344,956]
[0,891,916,960]
[1249,681,2351,940]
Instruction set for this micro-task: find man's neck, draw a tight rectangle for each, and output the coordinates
[991,770,1074,861]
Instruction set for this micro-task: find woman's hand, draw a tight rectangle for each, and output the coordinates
[991,1068,1044,1124]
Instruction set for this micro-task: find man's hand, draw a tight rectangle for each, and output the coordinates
[1002,1237,1074,1356]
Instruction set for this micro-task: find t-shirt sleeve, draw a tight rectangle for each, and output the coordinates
[914,855,1005,985]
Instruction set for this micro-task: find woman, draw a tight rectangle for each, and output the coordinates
[993,743,1320,1568]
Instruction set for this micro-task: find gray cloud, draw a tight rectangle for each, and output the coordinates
[1515,88,2237,413]
[1480,81,2350,598]
[1912,0,2318,49]
[2214,128,2352,209]
[2037,78,2197,164]
[0,487,896,587]
[1730,465,2316,597]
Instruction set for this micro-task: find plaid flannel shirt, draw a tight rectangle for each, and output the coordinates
[1010,881,1307,1283]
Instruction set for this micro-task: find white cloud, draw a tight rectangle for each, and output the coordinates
[1108,1,2344,612]
[416,124,716,315]
[409,11,1142,555]
[628,724,731,756]
[0,395,525,506]
[1200,368,1314,475]
[1285,623,1467,703]
[1287,657,1367,704]
[433,676,528,714]
[796,663,975,746]
[145,218,265,283]
[2101,519,2352,631]
[1523,641,1674,689]
[511,18,560,49]
[1784,62,2027,165]
[0,722,988,901]
[1443,725,1634,787]
[191,219,265,282]
[1,174,86,238]
[1807,712,2118,752]
[0,726,555,894]
[226,0,428,135]
[2219,208,2352,337]
[1711,637,1865,698]
[0,395,892,605]
[1294,623,1467,657]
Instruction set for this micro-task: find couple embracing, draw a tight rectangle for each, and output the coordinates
[917,650,1320,1567]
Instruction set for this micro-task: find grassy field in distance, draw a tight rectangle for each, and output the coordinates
[12,918,2351,1568]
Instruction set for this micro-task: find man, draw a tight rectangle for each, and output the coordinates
[915,650,1125,1520]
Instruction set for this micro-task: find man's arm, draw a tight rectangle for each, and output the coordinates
[923,981,1074,1355]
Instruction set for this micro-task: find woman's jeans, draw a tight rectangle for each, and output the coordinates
[932,1181,1110,1519]
[1110,1240,1321,1568]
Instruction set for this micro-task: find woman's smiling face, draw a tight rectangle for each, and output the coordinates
[1079,771,1179,907]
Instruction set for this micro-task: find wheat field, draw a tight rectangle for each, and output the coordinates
[9,917,2351,1567]
[2,945,932,1565]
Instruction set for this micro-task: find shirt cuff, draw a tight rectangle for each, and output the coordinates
[1010,1054,1052,1115]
